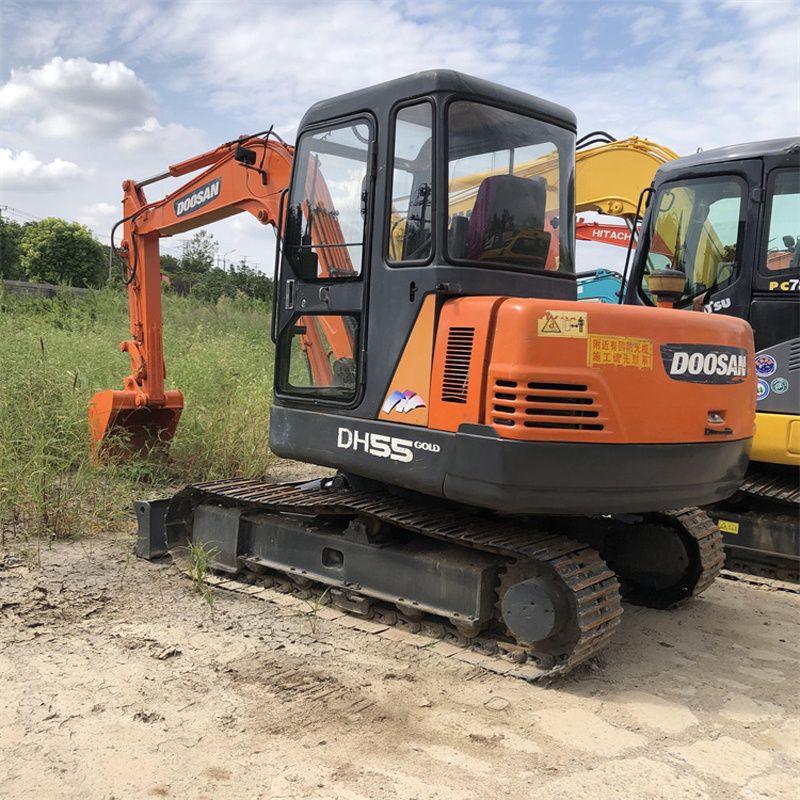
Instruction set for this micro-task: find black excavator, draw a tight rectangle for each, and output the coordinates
[106,71,757,678]
[623,138,799,581]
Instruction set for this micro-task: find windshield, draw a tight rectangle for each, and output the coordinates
[640,177,745,306]
[446,101,574,274]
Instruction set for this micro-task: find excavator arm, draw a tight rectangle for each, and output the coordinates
[574,135,678,219]
[89,133,296,456]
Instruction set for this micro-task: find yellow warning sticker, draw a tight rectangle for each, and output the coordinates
[538,310,588,338]
[588,335,653,369]
[717,519,739,534]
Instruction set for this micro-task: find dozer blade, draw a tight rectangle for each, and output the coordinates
[89,389,184,459]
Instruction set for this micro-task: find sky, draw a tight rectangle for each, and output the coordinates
[1,0,799,276]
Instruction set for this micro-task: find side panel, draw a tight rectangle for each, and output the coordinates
[377,295,436,427]
[425,297,756,445]
[428,296,505,432]
[749,300,800,464]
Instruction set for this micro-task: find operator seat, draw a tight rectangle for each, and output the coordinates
[465,174,547,262]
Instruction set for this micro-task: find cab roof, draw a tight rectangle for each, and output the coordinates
[658,137,800,176]
[299,70,577,133]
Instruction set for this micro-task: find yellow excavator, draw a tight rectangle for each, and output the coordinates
[99,71,757,679]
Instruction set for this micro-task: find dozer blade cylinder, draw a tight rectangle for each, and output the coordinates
[89,389,183,459]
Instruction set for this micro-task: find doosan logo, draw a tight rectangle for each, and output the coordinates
[660,344,748,384]
[174,178,221,217]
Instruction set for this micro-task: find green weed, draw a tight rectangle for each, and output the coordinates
[0,285,278,559]
[300,587,330,635]
[181,540,220,620]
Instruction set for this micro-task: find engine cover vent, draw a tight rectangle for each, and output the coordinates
[492,380,605,431]
[441,327,475,404]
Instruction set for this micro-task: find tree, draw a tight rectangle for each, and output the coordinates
[160,253,180,273]
[191,267,238,303]
[180,230,217,274]
[189,262,274,304]
[228,261,273,302]
[20,218,106,288]
[0,217,24,280]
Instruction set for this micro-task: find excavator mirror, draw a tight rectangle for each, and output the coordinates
[283,204,319,278]
[783,234,796,249]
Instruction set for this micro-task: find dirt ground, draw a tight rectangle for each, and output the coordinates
[1,489,799,800]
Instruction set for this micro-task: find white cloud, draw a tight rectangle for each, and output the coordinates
[721,0,797,27]
[628,7,668,46]
[0,148,84,190]
[0,0,797,268]
[122,0,544,124]
[557,0,799,153]
[0,57,152,138]
[118,117,206,153]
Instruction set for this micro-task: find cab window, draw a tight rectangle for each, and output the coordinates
[446,101,574,274]
[761,169,800,275]
[284,119,372,279]
[640,177,745,306]
[280,314,359,401]
[388,102,433,262]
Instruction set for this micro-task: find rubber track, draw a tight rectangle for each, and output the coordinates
[739,466,799,506]
[721,465,799,582]
[186,478,625,678]
[668,506,726,601]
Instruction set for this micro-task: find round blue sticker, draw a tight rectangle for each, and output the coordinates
[755,354,777,377]
[756,379,770,400]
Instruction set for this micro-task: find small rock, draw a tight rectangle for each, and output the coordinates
[484,696,510,711]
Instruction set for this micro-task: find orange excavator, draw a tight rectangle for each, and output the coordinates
[90,131,292,454]
[96,71,757,678]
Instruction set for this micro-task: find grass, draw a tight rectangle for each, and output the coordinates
[301,587,330,634]
[183,540,220,620]
[0,285,278,554]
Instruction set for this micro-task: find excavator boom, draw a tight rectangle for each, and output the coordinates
[89,134,295,456]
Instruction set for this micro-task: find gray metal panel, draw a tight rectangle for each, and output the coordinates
[657,138,800,176]
[193,505,243,574]
[754,337,800,414]
[134,499,170,559]
[205,509,501,623]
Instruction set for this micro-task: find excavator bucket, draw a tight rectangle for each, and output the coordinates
[89,389,184,459]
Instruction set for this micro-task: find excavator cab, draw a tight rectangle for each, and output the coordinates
[271,74,575,415]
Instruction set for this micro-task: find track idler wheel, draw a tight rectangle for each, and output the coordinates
[498,561,579,666]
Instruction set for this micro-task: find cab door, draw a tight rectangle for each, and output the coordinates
[273,116,375,407]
